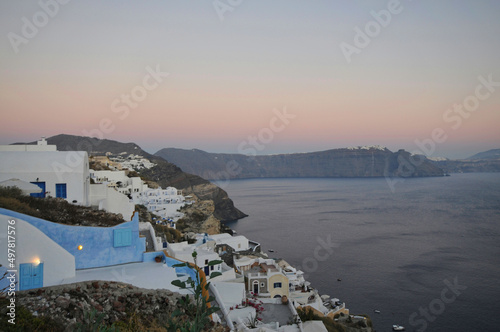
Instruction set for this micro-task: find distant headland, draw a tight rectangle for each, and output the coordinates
[155,146,445,180]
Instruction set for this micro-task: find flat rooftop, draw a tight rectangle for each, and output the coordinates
[61,262,190,294]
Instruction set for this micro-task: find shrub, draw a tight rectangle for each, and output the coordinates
[0,186,23,198]
[0,196,41,217]
[0,188,124,227]
[168,252,221,332]
[0,297,64,332]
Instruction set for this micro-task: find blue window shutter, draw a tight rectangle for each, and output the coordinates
[56,184,67,198]
[32,263,43,288]
[114,228,132,247]
[20,263,32,290]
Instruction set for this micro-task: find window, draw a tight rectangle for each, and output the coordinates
[114,228,132,247]
[205,259,209,265]
[273,282,282,289]
[55,184,67,198]
[210,265,214,271]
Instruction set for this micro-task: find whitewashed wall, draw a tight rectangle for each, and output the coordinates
[0,214,75,290]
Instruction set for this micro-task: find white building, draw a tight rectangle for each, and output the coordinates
[89,184,135,221]
[209,233,249,252]
[166,241,223,278]
[0,150,91,206]
[0,139,135,219]
[0,214,76,289]
[0,137,56,152]
[108,154,156,172]
[131,187,187,220]
[90,170,149,195]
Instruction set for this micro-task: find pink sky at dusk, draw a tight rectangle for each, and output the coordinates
[1,1,499,159]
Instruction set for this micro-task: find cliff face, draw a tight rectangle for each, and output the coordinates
[155,147,444,180]
[37,134,247,222]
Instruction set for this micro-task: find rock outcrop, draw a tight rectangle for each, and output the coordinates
[7,280,227,331]
[177,200,221,235]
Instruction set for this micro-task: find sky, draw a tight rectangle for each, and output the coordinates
[0,0,499,159]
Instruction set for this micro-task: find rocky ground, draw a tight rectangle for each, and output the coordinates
[177,199,222,235]
[1,280,227,332]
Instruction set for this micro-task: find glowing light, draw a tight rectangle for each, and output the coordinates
[33,258,40,266]
[78,245,83,251]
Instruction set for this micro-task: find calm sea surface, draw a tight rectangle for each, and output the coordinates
[217,173,500,332]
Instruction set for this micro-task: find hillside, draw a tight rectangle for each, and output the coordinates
[468,148,500,160]
[428,148,500,174]
[155,146,444,180]
[431,159,500,174]
[19,134,247,222]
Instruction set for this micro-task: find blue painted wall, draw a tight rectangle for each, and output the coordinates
[0,209,146,269]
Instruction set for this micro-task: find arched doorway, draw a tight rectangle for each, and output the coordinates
[252,280,259,294]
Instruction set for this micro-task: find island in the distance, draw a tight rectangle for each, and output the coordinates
[155,146,444,180]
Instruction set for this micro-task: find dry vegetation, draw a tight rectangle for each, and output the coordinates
[0,187,125,227]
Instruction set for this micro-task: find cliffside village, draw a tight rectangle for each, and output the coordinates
[0,138,362,332]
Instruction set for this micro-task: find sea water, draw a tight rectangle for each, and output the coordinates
[219,173,500,332]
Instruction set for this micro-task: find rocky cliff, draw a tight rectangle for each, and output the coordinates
[155,146,444,180]
[27,134,247,222]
